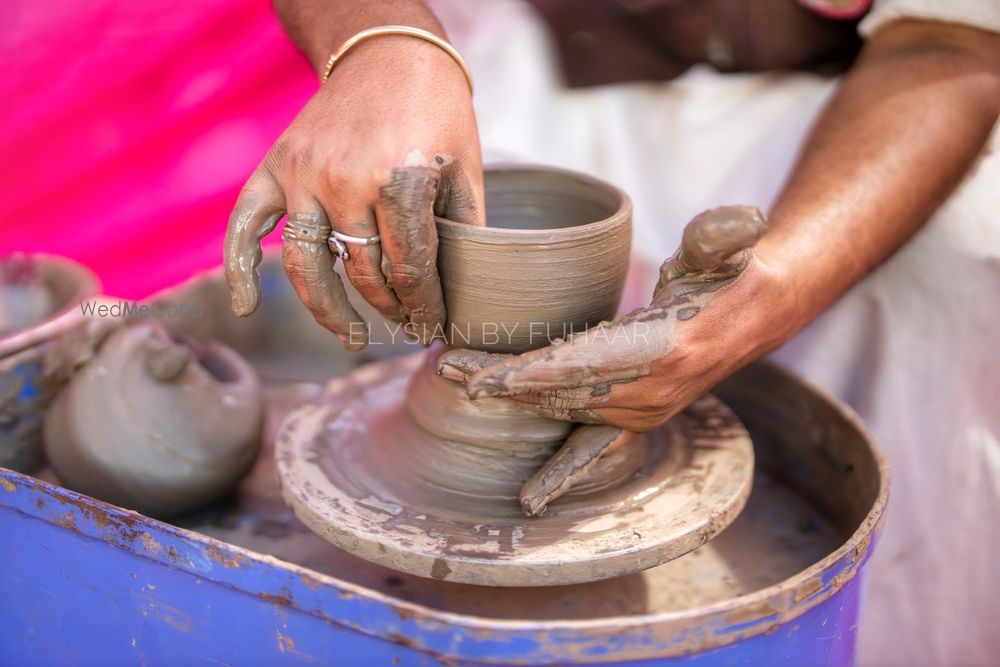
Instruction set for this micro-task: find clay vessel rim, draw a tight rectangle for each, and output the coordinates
[435,165,632,245]
[0,254,101,358]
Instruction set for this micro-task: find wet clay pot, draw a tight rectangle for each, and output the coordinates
[277,166,755,586]
[0,254,100,472]
[436,165,632,352]
[408,165,638,504]
[43,322,263,517]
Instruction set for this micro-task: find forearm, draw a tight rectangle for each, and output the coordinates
[758,20,1000,339]
[273,0,447,74]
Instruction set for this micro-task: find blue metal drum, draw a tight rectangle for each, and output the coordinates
[0,261,888,665]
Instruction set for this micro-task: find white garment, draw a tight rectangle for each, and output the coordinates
[861,0,1000,36]
[432,1,1000,665]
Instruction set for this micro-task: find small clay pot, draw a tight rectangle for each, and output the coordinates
[0,254,100,358]
[0,254,100,472]
[436,165,632,353]
[44,322,263,518]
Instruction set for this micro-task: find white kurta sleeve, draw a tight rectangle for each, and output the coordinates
[859,0,1000,36]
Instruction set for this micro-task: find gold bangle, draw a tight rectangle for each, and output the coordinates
[320,25,473,94]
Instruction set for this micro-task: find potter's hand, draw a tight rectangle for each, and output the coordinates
[439,205,771,514]
[224,31,484,351]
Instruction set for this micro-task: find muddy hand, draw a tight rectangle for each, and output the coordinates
[458,206,766,405]
[223,33,484,351]
[439,205,766,515]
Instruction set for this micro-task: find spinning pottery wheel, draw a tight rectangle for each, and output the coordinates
[276,166,755,586]
[277,353,753,586]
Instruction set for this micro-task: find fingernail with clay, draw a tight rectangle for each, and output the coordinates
[227,280,258,317]
[466,376,506,399]
[338,333,367,353]
[230,293,250,317]
[437,362,467,383]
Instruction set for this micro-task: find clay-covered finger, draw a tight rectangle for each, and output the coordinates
[603,428,636,454]
[328,208,404,323]
[654,206,766,304]
[376,166,446,346]
[676,205,767,274]
[224,170,286,316]
[436,348,511,383]
[440,349,624,424]
[503,387,609,423]
[519,425,629,516]
[281,205,367,351]
[434,157,484,226]
[465,320,660,399]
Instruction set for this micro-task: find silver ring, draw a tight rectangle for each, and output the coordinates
[327,230,381,261]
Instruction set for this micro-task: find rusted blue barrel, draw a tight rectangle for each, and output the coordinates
[0,261,887,665]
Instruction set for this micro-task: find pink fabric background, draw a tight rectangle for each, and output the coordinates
[0,0,314,297]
